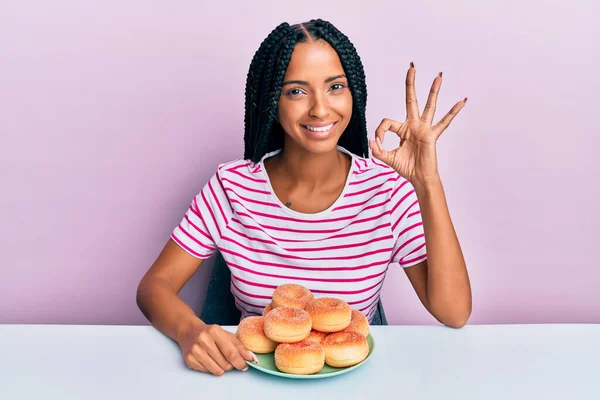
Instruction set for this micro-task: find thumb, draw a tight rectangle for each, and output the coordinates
[370,138,393,166]
[229,332,259,363]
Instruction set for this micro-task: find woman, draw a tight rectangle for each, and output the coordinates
[137,19,472,376]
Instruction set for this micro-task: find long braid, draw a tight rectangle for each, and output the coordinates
[244,23,291,159]
[244,19,369,163]
[312,19,369,159]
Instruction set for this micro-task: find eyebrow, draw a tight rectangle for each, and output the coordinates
[282,74,347,86]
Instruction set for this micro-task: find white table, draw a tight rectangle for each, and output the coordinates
[1,324,599,399]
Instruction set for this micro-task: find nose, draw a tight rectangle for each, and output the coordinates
[308,93,329,120]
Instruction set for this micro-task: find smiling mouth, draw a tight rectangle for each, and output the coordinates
[301,122,338,138]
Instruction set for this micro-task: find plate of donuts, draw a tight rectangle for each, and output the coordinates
[236,284,375,379]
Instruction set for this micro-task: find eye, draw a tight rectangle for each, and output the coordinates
[329,83,347,92]
[285,88,305,97]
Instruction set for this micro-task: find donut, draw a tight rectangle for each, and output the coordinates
[305,297,352,332]
[272,284,314,309]
[322,331,369,367]
[274,341,325,375]
[340,309,370,337]
[262,302,273,316]
[263,306,312,343]
[235,316,277,354]
[302,329,328,344]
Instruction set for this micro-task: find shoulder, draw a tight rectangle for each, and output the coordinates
[208,158,268,194]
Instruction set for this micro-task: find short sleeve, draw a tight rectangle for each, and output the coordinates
[171,169,231,259]
[389,177,428,267]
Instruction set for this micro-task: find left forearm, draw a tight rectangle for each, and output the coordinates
[413,175,472,327]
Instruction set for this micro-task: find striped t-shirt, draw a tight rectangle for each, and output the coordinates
[171,145,427,322]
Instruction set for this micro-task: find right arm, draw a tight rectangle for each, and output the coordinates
[136,238,254,375]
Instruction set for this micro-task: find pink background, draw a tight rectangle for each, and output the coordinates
[1,0,598,325]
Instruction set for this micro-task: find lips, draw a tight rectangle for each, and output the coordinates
[301,122,338,139]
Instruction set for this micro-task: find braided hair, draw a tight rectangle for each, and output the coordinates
[243,19,369,163]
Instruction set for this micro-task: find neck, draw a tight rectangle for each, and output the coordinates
[275,144,350,189]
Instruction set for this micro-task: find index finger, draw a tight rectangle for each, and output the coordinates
[215,332,252,371]
[405,62,419,119]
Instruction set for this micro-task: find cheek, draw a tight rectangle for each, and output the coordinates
[331,93,353,115]
[277,99,305,126]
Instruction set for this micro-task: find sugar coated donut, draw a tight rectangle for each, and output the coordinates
[303,329,328,344]
[264,306,312,343]
[305,297,351,332]
[340,309,370,337]
[274,341,325,375]
[272,284,314,309]
[262,302,273,316]
[322,331,369,367]
[235,316,277,354]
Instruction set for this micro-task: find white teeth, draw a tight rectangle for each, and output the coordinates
[304,123,334,132]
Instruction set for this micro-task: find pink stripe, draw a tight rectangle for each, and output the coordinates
[333,196,389,212]
[208,179,228,226]
[218,160,239,172]
[226,224,392,253]
[171,233,211,258]
[391,233,425,263]
[359,293,381,313]
[349,170,395,186]
[226,189,280,208]
[345,182,384,197]
[406,242,426,256]
[232,292,264,309]
[229,261,387,283]
[392,199,419,231]
[222,235,392,261]
[227,221,390,244]
[398,221,423,238]
[233,211,390,234]
[227,232,392,253]
[391,179,410,199]
[201,189,221,237]
[391,189,415,215]
[178,223,213,251]
[223,162,252,172]
[353,169,371,175]
[232,280,382,308]
[216,173,233,215]
[184,214,211,242]
[221,177,271,195]
[401,253,427,267]
[220,246,390,272]
[371,157,388,168]
[361,158,368,168]
[228,169,268,184]
[231,281,272,300]
[348,286,383,306]
[407,210,421,218]
[354,159,362,170]
[226,225,277,245]
[232,206,356,224]
[232,275,385,295]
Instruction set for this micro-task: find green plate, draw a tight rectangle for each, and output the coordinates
[246,333,374,379]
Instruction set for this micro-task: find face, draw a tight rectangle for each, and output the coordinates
[277,40,353,154]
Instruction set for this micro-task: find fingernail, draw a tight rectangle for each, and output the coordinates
[243,367,249,371]
[249,351,259,364]
[439,72,443,77]
[410,61,414,68]
[464,97,468,103]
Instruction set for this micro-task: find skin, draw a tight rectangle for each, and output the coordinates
[264,39,353,213]
[136,39,472,377]
[369,63,472,328]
